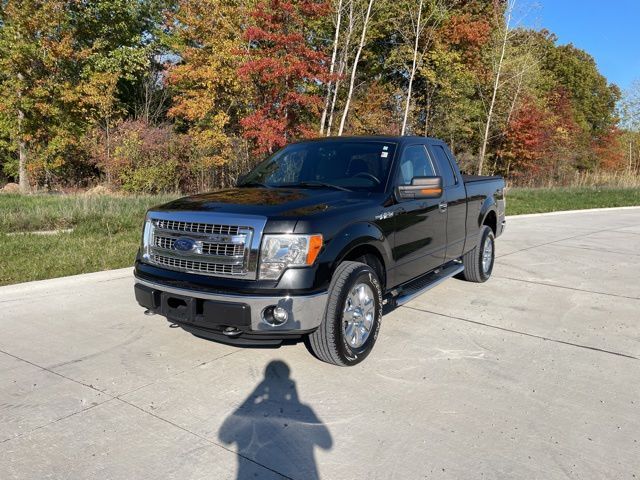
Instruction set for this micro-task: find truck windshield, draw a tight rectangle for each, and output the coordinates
[239,140,397,192]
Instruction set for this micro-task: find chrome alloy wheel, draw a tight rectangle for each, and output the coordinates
[482,235,494,274]
[342,283,375,348]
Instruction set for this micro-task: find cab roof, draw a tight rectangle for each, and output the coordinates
[295,135,444,146]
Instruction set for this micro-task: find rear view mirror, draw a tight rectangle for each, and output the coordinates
[397,176,443,200]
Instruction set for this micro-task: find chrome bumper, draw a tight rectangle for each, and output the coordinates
[134,277,328,333]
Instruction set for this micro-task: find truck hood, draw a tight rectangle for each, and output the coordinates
[154,187,381,219]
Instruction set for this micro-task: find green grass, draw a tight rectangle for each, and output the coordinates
[0,193,176,286]
[506,186,640,215]
[1,186,639,286]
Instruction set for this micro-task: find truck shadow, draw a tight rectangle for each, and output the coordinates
[218,360,332,479]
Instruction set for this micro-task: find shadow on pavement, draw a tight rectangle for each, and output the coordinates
[218,360,332,479]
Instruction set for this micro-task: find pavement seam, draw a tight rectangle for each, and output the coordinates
[612,229,640,236]
[401,305,639,361]
[114,348,242,400]
[536,242,640,258]
[492,275,640,301]
[0,348,110,395]
[0,397,116,444]
[496,226,623,259]
[115,396,293,480]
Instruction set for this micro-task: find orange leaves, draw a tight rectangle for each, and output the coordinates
[167,0,248,166]
[594,127,625,171]
[442,14,491,50]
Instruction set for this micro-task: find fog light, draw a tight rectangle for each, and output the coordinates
[263,305,288,326]
[273,306,288,323]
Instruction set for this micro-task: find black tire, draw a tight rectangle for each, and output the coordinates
[460,225,495,283]
[307,261,383,366]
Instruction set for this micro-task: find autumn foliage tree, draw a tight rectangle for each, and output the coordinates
[239,0,330,155]
[499,95,550,180]
[166,0,252,188]
[0,0,634,192]
[0,0,78,191]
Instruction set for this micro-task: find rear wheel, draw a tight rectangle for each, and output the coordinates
[307,261,382,366]
[460,225,495,283]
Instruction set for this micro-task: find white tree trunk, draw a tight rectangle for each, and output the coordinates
[17,73,29,193]
[337,0,375,136]
[18,109,28,193]
[320,0,343,135]
[478,0,514,175]
[401,0,423,136]
[327,0,354,136]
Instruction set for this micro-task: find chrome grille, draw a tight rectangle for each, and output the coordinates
[154,219,241,236]
[201,242,244,256]
[155,236,175,250]
[151,254,244,276]
[153,235,244,257]
[146,217,254,278]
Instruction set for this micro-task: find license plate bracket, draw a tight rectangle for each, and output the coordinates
[161,293,195,323]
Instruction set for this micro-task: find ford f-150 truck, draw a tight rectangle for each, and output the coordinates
[134,136,505,366]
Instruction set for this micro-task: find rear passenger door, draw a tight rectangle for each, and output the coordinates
[392,144,447,284]
[427,142,467,261]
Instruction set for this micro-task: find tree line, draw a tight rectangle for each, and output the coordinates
[0,0,638,193]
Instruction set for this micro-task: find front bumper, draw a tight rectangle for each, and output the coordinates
[134,277,328,340]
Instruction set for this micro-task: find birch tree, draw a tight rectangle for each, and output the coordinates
[320,0,344,135]
[326,0,355,136]
[399,0,446,135]
[337,0,375,136]
[620,80,640,132]
[478,0,515,175]
[400,0,424,136]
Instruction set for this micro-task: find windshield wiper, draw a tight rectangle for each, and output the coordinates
[279,181,352,192]
[237,182,272,188]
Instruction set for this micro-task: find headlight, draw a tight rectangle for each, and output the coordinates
[259,234,323,280]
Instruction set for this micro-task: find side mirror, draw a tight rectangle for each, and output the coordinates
[397,176,443,200]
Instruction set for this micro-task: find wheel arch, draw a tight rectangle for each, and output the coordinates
[482,209,497,234]
[326,222,391,291]
[479,197,498,234]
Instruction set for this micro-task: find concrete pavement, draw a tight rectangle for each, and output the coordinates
[1,208,639,479]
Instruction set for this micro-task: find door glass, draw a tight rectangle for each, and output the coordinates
[396,145,436,186]
[430,145,457,187]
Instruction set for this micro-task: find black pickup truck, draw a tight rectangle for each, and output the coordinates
[134,136,505,366]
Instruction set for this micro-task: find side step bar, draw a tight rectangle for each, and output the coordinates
[394,261,464,307]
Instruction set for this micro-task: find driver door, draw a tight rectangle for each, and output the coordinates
[392,144,447,285]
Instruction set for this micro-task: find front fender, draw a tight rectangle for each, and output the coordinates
[274,221,392,293]
[325,221,392,279]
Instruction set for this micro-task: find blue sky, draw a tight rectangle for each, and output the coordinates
[521,0,639,91]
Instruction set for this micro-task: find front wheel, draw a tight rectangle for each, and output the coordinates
[460,225,495,283]
[307,261,382,366]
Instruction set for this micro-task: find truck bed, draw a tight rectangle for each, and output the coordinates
[462,174,503,183]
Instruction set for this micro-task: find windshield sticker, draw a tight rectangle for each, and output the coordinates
[383,145,389,151]
[381,151,389,158]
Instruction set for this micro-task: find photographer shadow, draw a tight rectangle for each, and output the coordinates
[218,360,332,480]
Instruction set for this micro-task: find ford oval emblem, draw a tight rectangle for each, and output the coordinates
[174,237,196,252]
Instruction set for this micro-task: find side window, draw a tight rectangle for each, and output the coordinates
[430,145,457,187]
[395,145,436,186]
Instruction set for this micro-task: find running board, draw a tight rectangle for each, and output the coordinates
[394,262,464,307]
